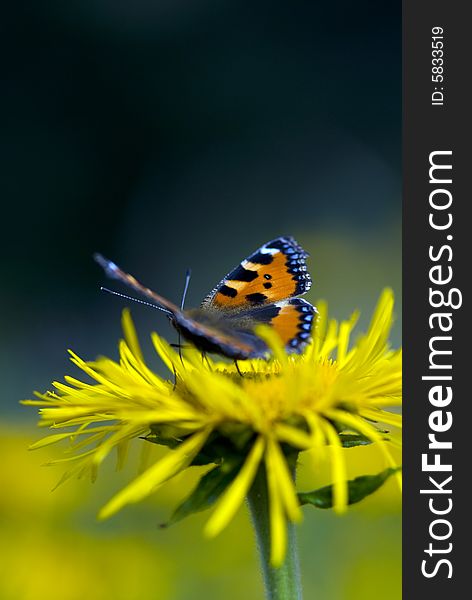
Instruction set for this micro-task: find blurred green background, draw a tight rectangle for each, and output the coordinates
[0,1,401,599]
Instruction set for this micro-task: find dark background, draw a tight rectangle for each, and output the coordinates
[0,3,401,599]
[1,1,400,413]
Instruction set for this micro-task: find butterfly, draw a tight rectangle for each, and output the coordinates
[94,236,317,361]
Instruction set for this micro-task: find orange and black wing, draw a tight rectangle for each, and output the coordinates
[201,236,312,310]
[94,252,315,360]
[175,298,316,359]
[227,298,317,354]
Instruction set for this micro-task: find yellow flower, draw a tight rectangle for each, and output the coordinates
[23,289,401,566]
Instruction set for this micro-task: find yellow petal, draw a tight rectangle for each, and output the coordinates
[67,351,125,396]
[121,308,144,362]
[204,436,265,538]
[266,448,287,567]
[254,324,287,365]
[326,409,402,491]
[267,438,302,523]
[319,419,348,513]
[99,427,211,519]
[318,319,339,359]
[360,407,402,429]
[309,299,327,359]
[151,332,185,379]
[274,423,313,450]
[336,310,359,367]
[119,340,168,391]
[92,423,147,466]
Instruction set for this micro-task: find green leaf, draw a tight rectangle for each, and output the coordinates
[338,433,373,448]
[164,460,243,527]
[142,432,181,449]
[329,419,389,439]
[298,467,401,509]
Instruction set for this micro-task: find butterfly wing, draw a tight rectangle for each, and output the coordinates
[173,311,268,360]
[225,298,317,354]
[201,236,312,309]
[94,253,265,359]
[175,298,316,359]
[94,253,181,315]
[94,243,316,360]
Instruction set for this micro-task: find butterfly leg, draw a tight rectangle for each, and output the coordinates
[234,360,244,377]
[171,340,191,368]
[177,331,184,366]
[172,362,178,391]
[201,352,213,371]
[176,269,192,367]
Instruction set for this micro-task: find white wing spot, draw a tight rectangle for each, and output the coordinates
[259,246,279,255]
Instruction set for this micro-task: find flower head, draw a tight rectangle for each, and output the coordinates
[24,289,401,566]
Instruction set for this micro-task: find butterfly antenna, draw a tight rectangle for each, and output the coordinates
[177,268,192,365]
[100,287,173,315]
[94,253,181,315]
[180,268,192,310]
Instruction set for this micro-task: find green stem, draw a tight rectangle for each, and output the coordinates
[247,464,302,600]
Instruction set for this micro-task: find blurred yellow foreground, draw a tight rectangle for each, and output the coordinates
[0,423,400,600]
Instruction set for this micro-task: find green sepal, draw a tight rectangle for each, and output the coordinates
[298,467,401,509]
[189,431,248,466]
[164,459,243,527]
[144,426,257,467]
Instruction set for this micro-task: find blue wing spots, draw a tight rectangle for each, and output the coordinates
[285,298,317,352]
